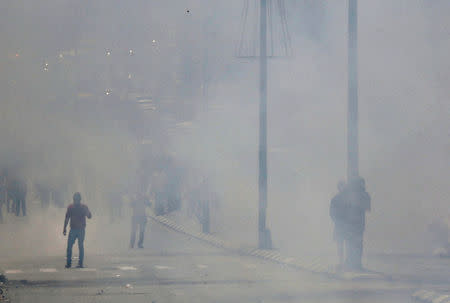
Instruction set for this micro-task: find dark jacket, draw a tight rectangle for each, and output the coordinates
[346,189,371,233]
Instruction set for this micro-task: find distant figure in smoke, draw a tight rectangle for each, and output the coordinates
[0,173,7,223]
[330,181,348,270]
[129,193,151,249]
[10,179,27,217]
[428,218,450,257]
[108,191,123,223]
[63,192,92,268]
[35,183,50,210]
[345,177,371,271]
[52,189,65,208]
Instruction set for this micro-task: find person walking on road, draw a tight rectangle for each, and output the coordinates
[330,181,348,270]
[130,193,151,249]
[15,179,27,217]
[63,192,92,268]
[9,179,27,217]
[0,174,7,223]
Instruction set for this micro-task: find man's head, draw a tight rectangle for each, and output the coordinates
[73,192,82,205]
[355,177,365,190]
[348,177,365,191]
[337,181,346,192]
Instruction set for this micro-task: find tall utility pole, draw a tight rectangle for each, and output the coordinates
[347,0,359,182]
[237,0,290,249]
[258,0,271,249]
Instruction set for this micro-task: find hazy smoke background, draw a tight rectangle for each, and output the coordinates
[0,0,448,258]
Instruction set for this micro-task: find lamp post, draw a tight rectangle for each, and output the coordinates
[347,0,359,182]
[258,0,272,249]
[237,0,290,249]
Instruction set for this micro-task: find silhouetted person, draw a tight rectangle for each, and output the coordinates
[0,174,7,223]
[53,190,65,208]
[0,191,3,223]
[10,179,26,216]
[35,183,50,210]
[6,174,13,213]
[63,192,92,268]
[345,177,371,271]
[429,218,450,253]
[108,191,123,223]
[330,181,348,269]
[154,191,167,216]
[130,193,151,248]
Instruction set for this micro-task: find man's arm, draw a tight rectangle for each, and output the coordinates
[85,206,92,219]
[330,195,340,220]
[63,208,70,235]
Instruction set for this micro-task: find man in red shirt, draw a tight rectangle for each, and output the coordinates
[63,192,92,268]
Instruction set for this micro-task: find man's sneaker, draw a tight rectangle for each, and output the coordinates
[76,264,84,268]
[65,264,71,269]
[138,245,144,249]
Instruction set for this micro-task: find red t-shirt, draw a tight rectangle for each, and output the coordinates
[66,204,91,229]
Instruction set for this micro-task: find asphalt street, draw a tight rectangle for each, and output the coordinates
[0,219,427,303]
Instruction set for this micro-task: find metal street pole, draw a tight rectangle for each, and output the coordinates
[347,0,359,182]
[258,0,272,249]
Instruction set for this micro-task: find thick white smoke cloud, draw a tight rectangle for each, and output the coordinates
[170,1,450,256]
[0,0,448,258]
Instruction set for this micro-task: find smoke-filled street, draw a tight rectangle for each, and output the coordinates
[1,1,450,302]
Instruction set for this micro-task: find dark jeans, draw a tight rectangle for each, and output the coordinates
[15,198,26,216]
[130,216,146,248]
[201,201,210,234]
[66,228,85,266]
[345,231,363,270]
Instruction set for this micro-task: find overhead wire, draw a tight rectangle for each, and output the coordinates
[252,0,259,57]
[236,0,291,58]
[237,0,250,57]
[278,0,292,57]
[268,0,275,57]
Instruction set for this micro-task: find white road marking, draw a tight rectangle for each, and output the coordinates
[244,264,257,269]
[423,292,435,300]
[5,269,23,274]
[173,289,185,296]
[76,268,96,272]
[118,266,137,271]
[154,265,174,270]
[40,268,57,273]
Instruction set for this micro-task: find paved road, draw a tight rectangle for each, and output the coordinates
[366,254,450,287]
[1,221,421,303]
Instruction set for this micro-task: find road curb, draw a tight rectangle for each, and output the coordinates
[148,214,385,281]
[413,290,450,303]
